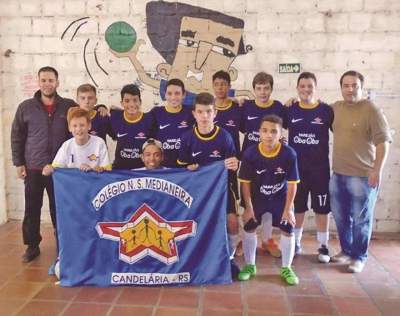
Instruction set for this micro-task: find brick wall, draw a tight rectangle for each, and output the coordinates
[1,0,399,232]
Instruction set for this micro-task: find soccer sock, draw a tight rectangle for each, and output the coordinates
[280,234,295,268]
[243,231,257,265]
[228,233,239,259]
[294,227,303,246]
[261,212,273,241]
[317,231,329,247]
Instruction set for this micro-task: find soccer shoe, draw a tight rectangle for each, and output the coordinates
[331,252,351,264]
[238,264,257,281]
[317,245,331,263]
[348,260,366,273]
[280,267,299,285]
[22,246,40,263]
[294,243,303,256]
[262,238,281,258]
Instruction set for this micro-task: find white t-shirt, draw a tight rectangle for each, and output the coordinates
[52,135,111,170]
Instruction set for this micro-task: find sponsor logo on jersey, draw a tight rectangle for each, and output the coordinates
[192,151,202,157]
[117,132,128,138]
[209,150,221,158]
[135,132,146,139]
[178,121,188,128]
[256,169,267,174]
[247,116,258,120]
[291,118,303,123]
[274,167,285,175]
[159,124,170,130]
[311,117,323,125]
[88,154,98,161]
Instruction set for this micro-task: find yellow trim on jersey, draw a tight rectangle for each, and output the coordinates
[238,178,251,183]
[215,99,233,111]
[102,164,112,171]
[89,110,97,120]
[194,126,220,141]
[165,104,182,113]
[177,160,188,166]
[255,99,274,108]
[258,142,281,158]
[288,180,300,184]
[299,101,319,109]
[123,111,143,123]
[51,163,62,168]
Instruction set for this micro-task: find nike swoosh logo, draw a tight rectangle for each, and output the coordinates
[256,169,267,174]
[159,124,170,130]
[192,151,202,157]
[291,118,303,123]
[117,133,128,138]
[248,116,258,120]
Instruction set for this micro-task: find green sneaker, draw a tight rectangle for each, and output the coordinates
[238,264,257,281]
[280,267,299,285]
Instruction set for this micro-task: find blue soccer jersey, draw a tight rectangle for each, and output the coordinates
[240,99,286,153]
[89,110,112,143]
[285,101,333,169]
[110,110,155,169]
[151,105,194,167]
[239,143,299,213]
[177,126,236,166]
[215,99,242,156]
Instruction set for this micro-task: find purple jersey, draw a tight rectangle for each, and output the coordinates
[89,111,112,143]
[285,101,333,170]
[215,100,242,156]
[110,110,154,169]
[177,126,236,166]
[239,143,299,212]
[150,106,194,167]
[240,99,286,153]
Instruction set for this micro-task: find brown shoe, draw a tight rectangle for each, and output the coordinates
[22,246,40,263]
[262,238,281,258]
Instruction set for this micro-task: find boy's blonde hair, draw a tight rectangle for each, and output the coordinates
[67,107,91,125]
[76,83,97,97]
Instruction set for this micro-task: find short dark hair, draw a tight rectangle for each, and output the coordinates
[166,78,185,94]
[252,72,274,89]
[193,92,215,110]
[260,114,283,128]
[38,66,58,79]
[297,72,317,86]
[120,84,141,101]
[340,70,364,88]
[212,70,231,85]
[77,83,97,96]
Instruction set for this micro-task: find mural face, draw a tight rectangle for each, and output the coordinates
[158,16,242,94]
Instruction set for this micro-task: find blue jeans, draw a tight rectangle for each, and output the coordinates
[329,172,378,262]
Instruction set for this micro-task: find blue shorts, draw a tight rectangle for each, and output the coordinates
[254,199,293,234]
[294,166,331,215]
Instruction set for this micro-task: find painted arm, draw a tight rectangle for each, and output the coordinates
[109,39,160,89]
[369,141,390,188]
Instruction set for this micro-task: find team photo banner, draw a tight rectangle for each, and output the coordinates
[53,162,231,287]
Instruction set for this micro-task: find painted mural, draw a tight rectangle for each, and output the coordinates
[61,1,254,104]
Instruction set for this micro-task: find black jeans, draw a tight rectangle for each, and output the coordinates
[23,170,56,247]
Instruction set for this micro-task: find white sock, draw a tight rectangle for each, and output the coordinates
[261,212,273,241]
[294,227,303,246]
[280,234,295,268]
[317,231,329,247]
[243,231,257,265]
[228,234,239,259]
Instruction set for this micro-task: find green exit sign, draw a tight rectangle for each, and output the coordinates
[279,63,301,73]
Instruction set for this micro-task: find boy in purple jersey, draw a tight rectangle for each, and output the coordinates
[150,79,194,167]
[241,72,285,258]
[177,92,240,279]
[285,72,334,263]
[76,84,112,143]
[238,115,300,285]
[110,84,154,169]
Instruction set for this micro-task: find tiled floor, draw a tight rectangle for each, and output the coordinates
[0,220,399,316]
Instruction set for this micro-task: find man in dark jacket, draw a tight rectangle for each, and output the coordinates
[11,66,76,262]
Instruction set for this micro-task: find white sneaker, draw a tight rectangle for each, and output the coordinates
[331,252,351,264]
[348,260,365,273]
[317,245,330,263]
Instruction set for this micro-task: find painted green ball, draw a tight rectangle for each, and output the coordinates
[105,21,137,53]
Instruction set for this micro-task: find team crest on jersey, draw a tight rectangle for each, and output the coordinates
[311,117,323,125]
[274,167,285,175]
[88,154,98,161]
[209,150,221,158]
[135,132,146,139]
[178,121,188,128]
[96,203,196,265]
[226,120,236,127]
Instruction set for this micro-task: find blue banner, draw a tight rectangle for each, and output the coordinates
[53,161,231,287]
